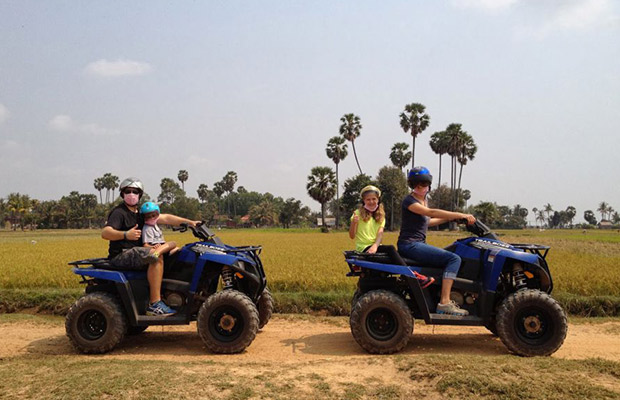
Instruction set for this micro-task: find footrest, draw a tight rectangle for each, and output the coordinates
[428,314,484,326]
[135,315,188,326]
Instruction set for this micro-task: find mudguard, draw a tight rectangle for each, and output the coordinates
[346,259,422,278]
[72,267,145,283]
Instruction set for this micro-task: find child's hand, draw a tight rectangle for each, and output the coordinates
[352,214,359,223]
[367,244,378,254]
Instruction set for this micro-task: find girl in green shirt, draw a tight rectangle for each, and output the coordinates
[349,185,386,253]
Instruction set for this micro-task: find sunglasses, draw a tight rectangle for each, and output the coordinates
[124,189,141,195]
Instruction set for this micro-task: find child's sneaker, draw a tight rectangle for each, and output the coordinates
[146,300,176,316]
[413,271,435,289]
[436,301,469,316]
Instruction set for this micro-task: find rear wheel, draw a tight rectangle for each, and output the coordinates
[65,292,126,354]
[350,290,413,354]
[257,288,274,329]
[496,289,567,356]
[197,290,259,354]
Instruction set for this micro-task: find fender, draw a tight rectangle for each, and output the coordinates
[72,267,145,283]
[346,259,419,279]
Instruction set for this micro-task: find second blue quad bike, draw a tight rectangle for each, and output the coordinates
[344,220,568,356]
[65,222,273,354]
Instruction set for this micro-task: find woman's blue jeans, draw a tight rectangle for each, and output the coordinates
[397,241,461,280]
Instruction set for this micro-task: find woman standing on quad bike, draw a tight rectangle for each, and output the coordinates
[398,167,476,316]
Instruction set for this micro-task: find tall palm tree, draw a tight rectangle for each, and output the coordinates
[197,184,209,203]
[178,170,189,191]
[532,207,539,228]
[544,203,553,226]
[445,123,466,211]
[597,201,612,220]
[389,142,411,172]
[339,113,363,174]
[457,133,477,191]
[326,136,348,228]
[93,177,105,204]
[399,103,430,170]
[306,166,336,231]
[429,130,450,187]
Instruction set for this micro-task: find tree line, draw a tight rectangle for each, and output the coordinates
[0,170,315,230]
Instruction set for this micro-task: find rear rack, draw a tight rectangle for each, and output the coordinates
[510,243,550,259]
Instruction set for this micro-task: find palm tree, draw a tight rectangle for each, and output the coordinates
[532,207,539,228]
[399,103,430,170]
[429,130,450,187]
[178,170,189,191]
[445,123,467,211]
[457,133,477,191]
[326,136,348,228]
[389,142,411,172]
[93,177,105,204]
[339,113,363,174]
[544,203,553,226]
[306,166,337,232]
[197,184,209,203]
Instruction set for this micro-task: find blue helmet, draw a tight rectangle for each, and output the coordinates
[407,166,433,189]
[140,202,160,215]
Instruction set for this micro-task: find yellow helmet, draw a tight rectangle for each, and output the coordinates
[360,185,381,198]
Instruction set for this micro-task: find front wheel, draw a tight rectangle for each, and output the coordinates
[496,289,567,356]
[197,290,259,354]
[350,290,413,354]
[65,292,127,354]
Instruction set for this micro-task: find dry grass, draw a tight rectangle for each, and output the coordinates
[1,228,619,299]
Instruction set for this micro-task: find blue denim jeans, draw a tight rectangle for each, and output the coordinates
[397,241,461,279]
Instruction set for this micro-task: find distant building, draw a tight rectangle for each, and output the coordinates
[599,220,613,229]
[317,217,336,227]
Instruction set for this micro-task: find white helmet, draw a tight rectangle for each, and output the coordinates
[119,177,144,197]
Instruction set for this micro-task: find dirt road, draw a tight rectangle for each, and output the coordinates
[2,315,620,362]
[2,315,620,399]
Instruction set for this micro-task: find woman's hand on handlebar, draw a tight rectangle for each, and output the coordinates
[458,213,476,225]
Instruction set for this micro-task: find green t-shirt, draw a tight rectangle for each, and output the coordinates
[351,209,386,252]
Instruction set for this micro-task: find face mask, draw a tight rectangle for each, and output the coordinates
[364,204,379,213]
[124,193,139,206]
[413,186,430,197]
[145,217,159,226]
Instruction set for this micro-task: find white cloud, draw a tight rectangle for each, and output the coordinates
[84,58,153,77]
[451,0,519,12]
[545,0,618,31]
[0,103,10,125]
[48,114,120,136]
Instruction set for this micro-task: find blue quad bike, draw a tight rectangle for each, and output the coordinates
[65,223,273,354]
[344,220,568,356]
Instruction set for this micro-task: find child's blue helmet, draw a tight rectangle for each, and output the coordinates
[140,202,160,214]
[407,166,433,189]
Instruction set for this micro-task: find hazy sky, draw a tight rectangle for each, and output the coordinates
[1,0,618,223]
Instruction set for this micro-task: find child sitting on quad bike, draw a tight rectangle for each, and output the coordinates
[140,202,180,259]
[351,185,433,288]
[398,166,476,316]
[102,177,199,317]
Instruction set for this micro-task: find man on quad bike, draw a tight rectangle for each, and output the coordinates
[101,177,199,316]
[398,166,476,316]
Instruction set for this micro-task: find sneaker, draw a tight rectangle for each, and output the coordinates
[436,301,469,316]
[413,271,435,289]
[146,300,176,316]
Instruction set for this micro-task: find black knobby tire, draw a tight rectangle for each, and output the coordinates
[351,289,361,309]
[349,290,413,354]
[257,288,274,330]
[197,290,259,354]
[126,326,148,335]
[65,292,127,354]
[496,289,567,357]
